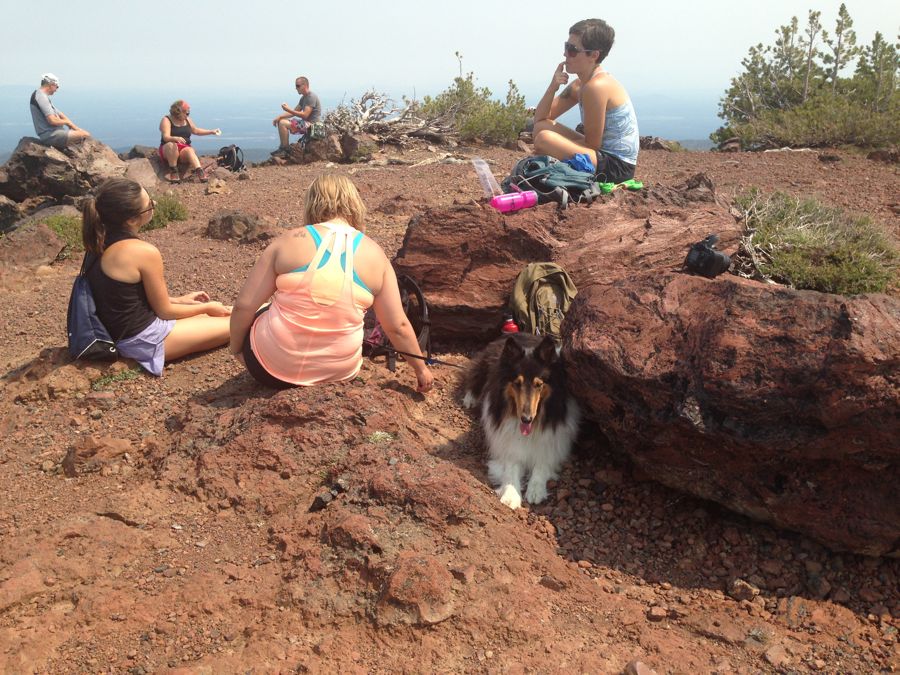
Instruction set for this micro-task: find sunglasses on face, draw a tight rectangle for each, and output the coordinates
[564,42,594,57]
[138,199,156,215]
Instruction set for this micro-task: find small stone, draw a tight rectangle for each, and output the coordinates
[450,565,476,584]
[577,560,592,569]
[40,460,55,472]
[601,503,614,512]
[831,587,851,603]
[647,606,667,622]
[813,659,827,671]
[859,587,882,603]
[624,660,658,675]
[804,560,823,575]
[728,578,760,602]
[763,645,790,668]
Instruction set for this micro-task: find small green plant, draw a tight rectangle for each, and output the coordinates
[420,66,529,146]
[42,214,83,252]
[367,431,394,445]
[145,193,188,231]
[734,190,899,295]
[91,367,142,391]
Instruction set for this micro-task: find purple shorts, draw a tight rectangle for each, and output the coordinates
[116,317,176,376]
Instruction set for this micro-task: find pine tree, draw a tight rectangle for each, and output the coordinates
[853,32,899,112]
[822,3,859,93]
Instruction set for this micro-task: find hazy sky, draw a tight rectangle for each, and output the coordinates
[1,0,897,100]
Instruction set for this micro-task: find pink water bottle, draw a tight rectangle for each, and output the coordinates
[490,190,537,213]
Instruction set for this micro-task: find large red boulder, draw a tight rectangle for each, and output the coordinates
[564,273,899,557]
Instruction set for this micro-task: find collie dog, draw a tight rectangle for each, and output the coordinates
[462,333,580,509]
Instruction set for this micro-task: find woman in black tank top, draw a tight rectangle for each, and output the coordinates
[81,177,233,375]
[158,99,222,184]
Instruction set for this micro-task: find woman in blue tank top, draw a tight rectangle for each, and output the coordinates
[532,18,639,183]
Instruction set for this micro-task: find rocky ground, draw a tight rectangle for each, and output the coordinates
[0,146,897,674]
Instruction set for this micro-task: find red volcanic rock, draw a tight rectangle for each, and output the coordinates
[393,202,560,342]
[0,138,126,203]
[393,174,738,343]
[376,554,455,626]
[393,173,899,556]
[564,273,900,556]
[0,221,65,268]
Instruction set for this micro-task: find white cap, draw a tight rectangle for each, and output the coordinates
[41,73,60,86]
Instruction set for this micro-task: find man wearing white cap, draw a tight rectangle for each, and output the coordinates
[29,73,91,149]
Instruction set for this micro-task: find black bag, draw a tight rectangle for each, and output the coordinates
[502,155,602,209]
[216,145,245,172]
[66,255,117,361]
[363,274,431,372]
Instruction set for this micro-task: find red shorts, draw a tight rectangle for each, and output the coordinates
[158,142,191,160]
[289,118,309,135]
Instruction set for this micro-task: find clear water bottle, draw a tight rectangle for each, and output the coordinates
[501,315,520,333]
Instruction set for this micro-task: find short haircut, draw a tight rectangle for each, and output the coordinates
[296,76,310,87]
[303,174,367,231]
[569,19,615,64]
[169,100,189,117]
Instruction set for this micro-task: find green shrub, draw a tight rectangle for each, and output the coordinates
[734,190,899,295]
[420,72,529,146]
[714,95,900,149]
[145,193,188,231]
[91,367,142,391]
[41,214,83,252]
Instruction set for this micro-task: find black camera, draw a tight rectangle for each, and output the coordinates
[684,234,731,279]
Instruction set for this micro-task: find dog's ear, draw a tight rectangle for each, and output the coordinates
[535,336,558,365]
[501,336,525,363]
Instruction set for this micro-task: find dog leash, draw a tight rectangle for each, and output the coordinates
[362,339,464,370]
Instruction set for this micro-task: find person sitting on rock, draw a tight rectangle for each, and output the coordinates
[270,76,322,157]
[81,177,232,376]
[158,100,220,183]
[533,19,639,183]
[230,174,434,393]
[29,73,91,149]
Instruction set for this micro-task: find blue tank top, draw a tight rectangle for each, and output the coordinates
[579,96,640,166]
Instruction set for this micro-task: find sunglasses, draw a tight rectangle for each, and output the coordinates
[564,42,595,57]
[138,199,157,215]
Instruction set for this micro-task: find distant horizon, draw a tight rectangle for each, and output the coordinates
[0,84,721,161]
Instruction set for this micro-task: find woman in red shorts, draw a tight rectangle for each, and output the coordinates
[158,100,220,183]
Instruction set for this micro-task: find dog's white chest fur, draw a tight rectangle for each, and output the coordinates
[480,397,580,510]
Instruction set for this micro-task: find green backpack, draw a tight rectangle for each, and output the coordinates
[502,155,602,209]
[509,263,578,341]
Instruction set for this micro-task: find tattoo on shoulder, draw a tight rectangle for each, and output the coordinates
[291,229,308,239]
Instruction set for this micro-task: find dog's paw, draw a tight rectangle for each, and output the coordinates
[525,481,548,505]
[497,484,522,510]
[461,391,478,409]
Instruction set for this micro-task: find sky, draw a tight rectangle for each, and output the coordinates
[2,0,897,97]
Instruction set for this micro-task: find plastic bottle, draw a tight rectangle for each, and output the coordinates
[490,190,538,213]
[471,158,502,198]
[501,315,520,333]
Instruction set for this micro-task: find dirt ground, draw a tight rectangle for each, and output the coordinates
[0,146,897,674]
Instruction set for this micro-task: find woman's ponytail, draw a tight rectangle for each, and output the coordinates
[81,196,106,255]
[80,178,144,256]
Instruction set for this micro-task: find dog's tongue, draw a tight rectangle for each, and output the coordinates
[519,421,533,436]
